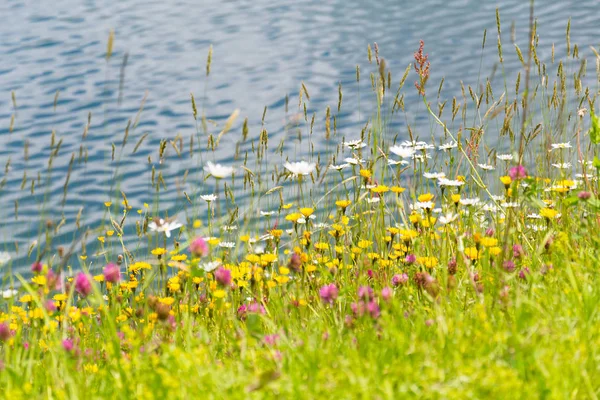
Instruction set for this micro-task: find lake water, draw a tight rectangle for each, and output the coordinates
[0,0,597,273]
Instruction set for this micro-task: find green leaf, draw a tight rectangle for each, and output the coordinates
[588,198,600,209]
[564,196,579,207]
[589,112,600,144]
[594,156,600,169]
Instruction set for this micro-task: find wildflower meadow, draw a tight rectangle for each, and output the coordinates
[2,7,600,399]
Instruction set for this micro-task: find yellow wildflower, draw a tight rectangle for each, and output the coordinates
[151,247,167,256]
[335,199,352,209]
[371,185,389,194]
[357,240,372,249]
[299,207,314,217]
[540,208,559,219]
[418,193,434,202]
[31,275,46,286]
[285,213,303,223]
[417,256,438,268]
[314,242,329,251]
[359,169,372,179]
[464,247,479,260]
[500,176,512,188]
[480,237,498,248]
[19,295,33,303]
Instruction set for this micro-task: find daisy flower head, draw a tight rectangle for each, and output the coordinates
[402,140,434,151]
[148,217,183,238]
[389,145,416,159]
[459,197,481,207]
[414,201,434,210]
[0,252,11,266]
[284,161,316,176]
[438,212,458,225]
[201,194,218,202]
[438,178,464,187]
[200,261,221,272]
[388,159,409,166]
[330,163,349,171]
[412,153,432,162]
[343,139,367,150]
[478,163,495,171]
[423,172,445,180]
[438,142,457,151]
[550,142,572,151]
[2,289,17,299]
[551,162,572,169]
[204,161,234,179]
[497,154,514,161]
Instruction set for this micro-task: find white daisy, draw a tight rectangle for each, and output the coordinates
[550,142,572,151]
[438,142,457,151]
[0,252,11,265]
[413,153,432,162]
[460,198,481,206]
[284,161,316,176]
[389,145,416,159]
[344,139,366,149]
[253,245,265,255]
[438,178,464,187]
[401,140,434,151]
[439,212,458,225]
[218,242,236,249]
[344,157,365,165]
[148,218,183,238]
[201,194,218,202]
[414,201,434,210]
[260,210,276,216]
[258,234,273,242]
[199,261,221,272]
[483,204,499,212]
[551,162,572,169]
[497,154,513,161]
[387,159,409,166]
[423,172,446,179]
[204,161,234,178]
[478,163,495,171]
[330,163,350,171]
[2,289,18,299]
[528,224,544,232]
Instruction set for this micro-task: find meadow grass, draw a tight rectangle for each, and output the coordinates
[1,7,600,399]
